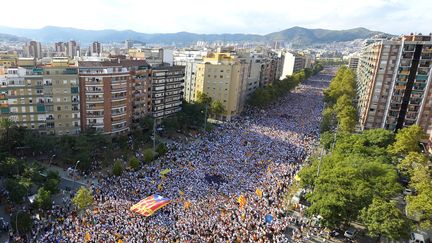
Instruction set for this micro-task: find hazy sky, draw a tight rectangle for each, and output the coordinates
[2,0,430,35]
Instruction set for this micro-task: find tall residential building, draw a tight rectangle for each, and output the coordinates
[195,52,248,120]
[173,49,208,102]
[24,41,42,59]
[152,66,184,119]
[237,52,262,106]
[125,40,133,49]
[91,41,102,56]
[123,60,152,122]
[260,55,279,87]
[66,41,78,58]
[78,61,132,135]
[347,53,360,70]
[278,51,305,80]
[0,65,80,135]
[54,42,65,52]
[357,34,432,137]
[129,48,164,66]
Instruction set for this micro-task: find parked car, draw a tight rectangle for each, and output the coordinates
[67,167,77,175]
[330,229,341,237]
[344,228,358,239]
[410,231,431,243]
[404,188,416,196]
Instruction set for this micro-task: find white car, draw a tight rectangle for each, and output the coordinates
[344,228,358,239]
[67,167,77,175]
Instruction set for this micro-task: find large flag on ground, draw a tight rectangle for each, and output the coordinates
[130,195,171,217]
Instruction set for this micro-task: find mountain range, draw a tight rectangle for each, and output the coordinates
[0,26,387,45]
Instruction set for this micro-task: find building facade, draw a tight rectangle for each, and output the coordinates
[195,52,247,120]
[0,65,80,135]
[278,51,305,80]
[78,61,132,135]
[356,34,432,138]
[152,66,184,119]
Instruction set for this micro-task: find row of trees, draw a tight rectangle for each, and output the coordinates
[393,126,432,230]
[299,127,417,240]
[248,65,323,107]
[298,65,432,240]
[321,66,357,133]
[0,157,60,206]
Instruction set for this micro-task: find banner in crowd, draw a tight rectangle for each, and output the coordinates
[130,195,171,217]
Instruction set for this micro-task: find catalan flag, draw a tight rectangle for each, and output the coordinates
[130,195,171,217]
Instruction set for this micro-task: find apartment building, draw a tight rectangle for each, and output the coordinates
[260,57,279,87]
[239,53,261,99]
[0,64,80,135]
[357,34,432,137]
[0,53,17,68]
[278,51,306,80]
[67,41,78,58]
[152,66,184,119]
[173,49,207,102]
[91,42,102,56]
[24,41,42,59]
[195,52,248,120]
[347,54,360,70]
[123,60,152,122]
[78,61,132,135]
[129,48,164,66]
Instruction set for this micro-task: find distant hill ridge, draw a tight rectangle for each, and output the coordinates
[0,25,387,45]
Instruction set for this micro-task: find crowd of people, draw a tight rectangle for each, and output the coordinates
[29,73,331,242]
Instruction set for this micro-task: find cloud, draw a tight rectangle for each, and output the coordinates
[1,0,430,34]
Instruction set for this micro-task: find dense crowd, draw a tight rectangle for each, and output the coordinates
[29,74,330,242]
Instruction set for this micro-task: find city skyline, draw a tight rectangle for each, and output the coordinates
[0,0,430,35]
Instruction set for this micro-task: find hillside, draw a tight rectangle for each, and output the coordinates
[0,26,387,45]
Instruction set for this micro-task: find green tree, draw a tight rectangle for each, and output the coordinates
[156,143,168,157]
[11,211,32,235]
[0,157,24,177]
[112,160,123,176]
[143,148,154,163]
[4,178,28,204]
[129,156,140,171]
[337,105,356,133]
[398,152,428,176]
[0,118,15,153]
[360,198,411,241]
[43,171,61,194]
[362,129,395,148]
[196,91,212,105]
[34,187,52,210]
[210,100,225,117]
[319,131,335,150]
[405,164,432,230]
[320,107,336,133]
[72,187,94,210]
[389,125,425,157]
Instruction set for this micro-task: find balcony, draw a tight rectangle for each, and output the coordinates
[112,96,127,101]
[86,97,104,103]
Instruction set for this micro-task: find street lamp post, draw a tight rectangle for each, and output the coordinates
[49,154,56,167]
[204,103,208,131]
[73,160,80,188]
[15,209,23,237]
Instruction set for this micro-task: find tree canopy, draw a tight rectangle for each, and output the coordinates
[321,66,357,133]
[360,198,411,240]
[72,187,94,210]
[299,129,403,229]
